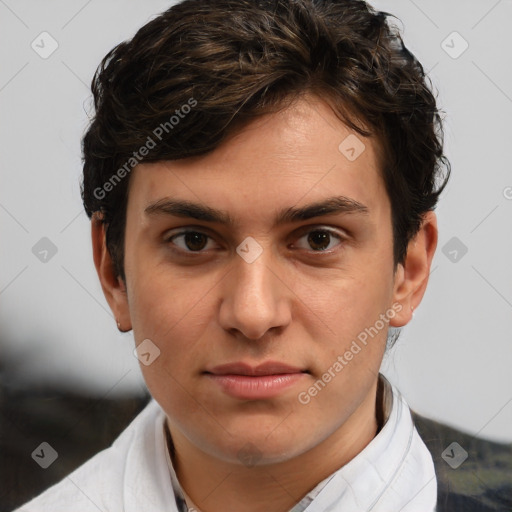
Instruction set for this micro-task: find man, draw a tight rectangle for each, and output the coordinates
[14,1,510,511]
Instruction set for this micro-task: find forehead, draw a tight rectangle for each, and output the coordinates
[127,95,389,226]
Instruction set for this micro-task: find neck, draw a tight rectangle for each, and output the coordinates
[168,382,379,512]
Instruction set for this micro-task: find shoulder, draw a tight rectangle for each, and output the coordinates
[12,399,163,512]
[412,411,512,512]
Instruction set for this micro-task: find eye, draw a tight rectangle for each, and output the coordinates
[294,228,345,252]
[165,230,217,253]
[165,227,345,255]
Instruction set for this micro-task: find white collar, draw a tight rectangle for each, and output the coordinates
[287,375,437,511]
[161,374,437,512]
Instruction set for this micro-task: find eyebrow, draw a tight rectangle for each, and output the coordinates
[144,195,369,226]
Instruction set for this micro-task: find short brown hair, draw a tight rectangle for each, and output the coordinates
[82,0,450,281]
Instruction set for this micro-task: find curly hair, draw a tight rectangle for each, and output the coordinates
[81,0,450,282]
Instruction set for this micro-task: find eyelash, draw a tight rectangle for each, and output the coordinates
[164,227,347,256]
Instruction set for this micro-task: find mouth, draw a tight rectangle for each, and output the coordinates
[204,361,309,400]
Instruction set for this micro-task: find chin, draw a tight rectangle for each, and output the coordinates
[217,428,310,466]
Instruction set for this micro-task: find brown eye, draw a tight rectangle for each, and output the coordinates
[294,228,344,252]
[167,231,214,252]
[307,230,331,251]
[183,232,208,251]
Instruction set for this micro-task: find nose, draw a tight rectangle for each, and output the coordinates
[218,243,292,341]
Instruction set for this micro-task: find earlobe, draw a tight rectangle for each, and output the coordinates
[389,210,438,327]
[91,213,132,332]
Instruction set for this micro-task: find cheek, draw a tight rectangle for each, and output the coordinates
[294,276,389,411]
[305,268,391,333]
[127,256,198,332]
[127,270,217,419]
[126,259,229,377]
[128,277,212,358]
[296,263,393,386]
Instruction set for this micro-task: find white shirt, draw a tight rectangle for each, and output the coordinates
[14,376,437,512]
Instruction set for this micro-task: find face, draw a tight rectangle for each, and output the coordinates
[98,94,434,466]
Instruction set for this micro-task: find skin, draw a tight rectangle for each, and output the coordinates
[92,94,437,512]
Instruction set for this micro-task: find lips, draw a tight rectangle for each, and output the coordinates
[204,361,308,400]
[205,361,306,376]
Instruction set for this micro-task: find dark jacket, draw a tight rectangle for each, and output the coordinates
[412,411,512,512]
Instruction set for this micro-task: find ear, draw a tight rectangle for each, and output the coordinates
[389,210,438,327]
[91,212,132,332]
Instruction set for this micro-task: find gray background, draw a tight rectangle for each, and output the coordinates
[1,0,511,442]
